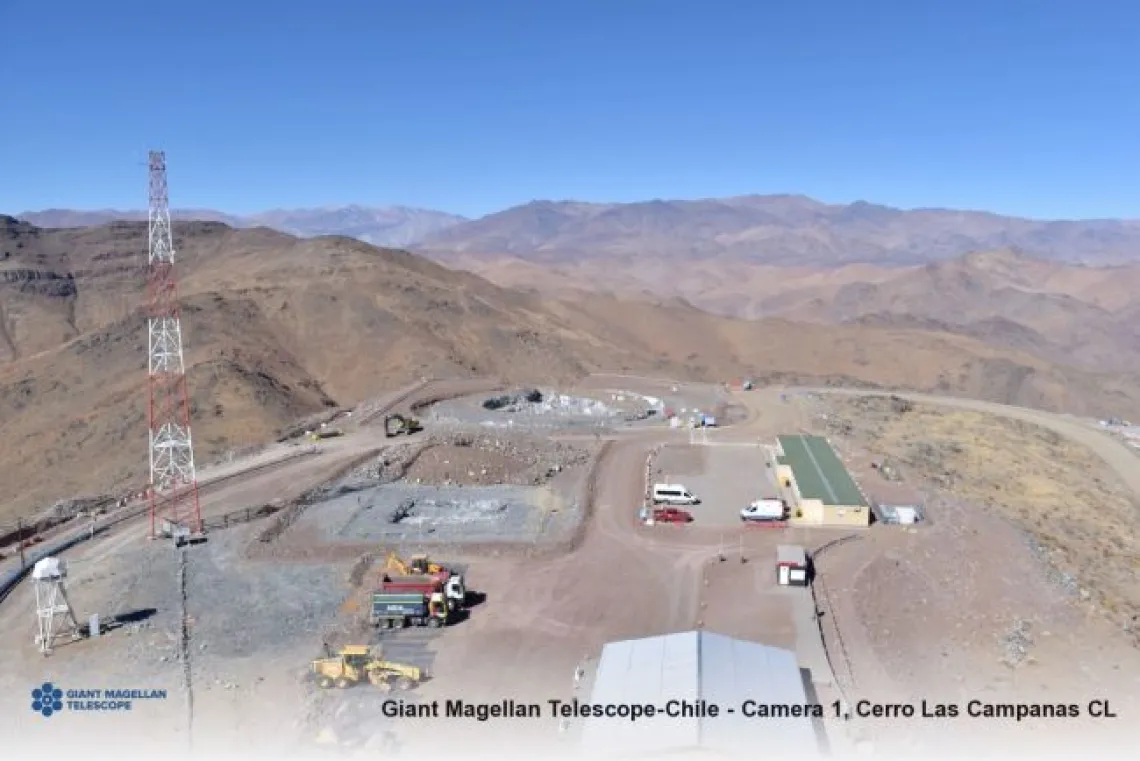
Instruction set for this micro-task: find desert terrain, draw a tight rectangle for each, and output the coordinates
[2,203,1139,760]
[1,376,1137,760]
[6,215,1140,529]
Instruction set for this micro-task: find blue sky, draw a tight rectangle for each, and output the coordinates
[3,0,1139,219]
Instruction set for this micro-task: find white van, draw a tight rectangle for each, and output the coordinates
[652,484,700,505]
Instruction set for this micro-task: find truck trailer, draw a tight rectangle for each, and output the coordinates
[370,592,449,629]
[380,572,466,608]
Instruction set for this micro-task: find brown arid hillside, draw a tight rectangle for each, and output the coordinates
[2,215,1140,520]
[445,248,1140,374]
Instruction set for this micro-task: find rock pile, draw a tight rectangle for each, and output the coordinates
[355,432,592,487]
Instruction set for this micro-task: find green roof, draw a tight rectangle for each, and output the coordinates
[777,435,865,506]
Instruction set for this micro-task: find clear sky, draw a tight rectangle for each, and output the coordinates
[3,0,1139,219]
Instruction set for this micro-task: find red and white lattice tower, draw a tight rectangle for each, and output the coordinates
[145,150,203,539]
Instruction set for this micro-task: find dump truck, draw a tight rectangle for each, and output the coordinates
[380,552,468,606]
[370,591,450,629]
[310,645,424,691]
[380,572,466,609]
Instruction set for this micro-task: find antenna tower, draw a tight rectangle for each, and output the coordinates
[146,150,203,539]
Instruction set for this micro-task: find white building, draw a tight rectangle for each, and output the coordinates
[580,631,823,759]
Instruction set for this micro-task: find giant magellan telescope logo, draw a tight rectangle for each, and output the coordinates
[31,683,64,717]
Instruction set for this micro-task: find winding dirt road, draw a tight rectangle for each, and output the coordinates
[803,387,1140,499]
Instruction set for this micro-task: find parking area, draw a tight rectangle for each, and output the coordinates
[652,444,769,528]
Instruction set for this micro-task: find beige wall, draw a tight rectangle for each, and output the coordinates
[820,503,871,528]
[790,499,869,528]
[784,474,872,528]
[791,498,824,524]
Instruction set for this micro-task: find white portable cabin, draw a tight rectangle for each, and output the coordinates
[776,545,809,587]
[895,506,918,525]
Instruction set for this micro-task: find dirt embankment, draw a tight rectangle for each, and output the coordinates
[811,393,1140,645]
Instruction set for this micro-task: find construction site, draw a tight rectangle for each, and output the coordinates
[1,157,1138,761]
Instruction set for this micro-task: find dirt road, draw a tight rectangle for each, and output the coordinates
[595,374,1140,504]
[810,387,1140,502]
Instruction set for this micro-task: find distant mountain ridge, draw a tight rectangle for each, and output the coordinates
[19,193,1140,266]
[18,205,468,248]
[416,195,1140,266]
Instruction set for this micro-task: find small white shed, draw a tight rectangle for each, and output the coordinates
[776,545,809,587]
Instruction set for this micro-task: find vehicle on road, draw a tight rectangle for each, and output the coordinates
[741,498,787,522]
[652,507,693,523]
[652,483,700,505]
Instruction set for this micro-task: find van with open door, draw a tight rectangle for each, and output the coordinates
[652,483,700,505]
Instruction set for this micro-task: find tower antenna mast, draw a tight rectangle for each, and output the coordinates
[145,150,203,539]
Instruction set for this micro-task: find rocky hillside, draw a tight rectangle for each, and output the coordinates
[2,215,1139,519]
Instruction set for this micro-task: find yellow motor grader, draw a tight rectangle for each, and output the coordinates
[310,645,424,691]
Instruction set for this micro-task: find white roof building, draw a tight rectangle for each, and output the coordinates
[580,630,822,759]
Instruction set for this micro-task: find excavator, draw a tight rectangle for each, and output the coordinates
[310,645,424,691]
[382,551,467,609]
[384,414,422,438]
[385,551,445,576]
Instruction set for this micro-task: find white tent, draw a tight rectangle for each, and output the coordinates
[581,630,822,758]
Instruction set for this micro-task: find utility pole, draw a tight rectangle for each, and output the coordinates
[145,151,203,539]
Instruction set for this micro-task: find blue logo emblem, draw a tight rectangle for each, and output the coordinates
[32,682,64,717]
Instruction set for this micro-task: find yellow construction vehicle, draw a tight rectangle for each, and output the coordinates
[384,551,445,576]
[310,645,424,691]
[383,413,422,438]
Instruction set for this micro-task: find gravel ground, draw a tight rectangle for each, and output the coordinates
[184,526,349,661]
[426,388,666,431]
[357,430,593,487]
[292,483,555,544]
[299,627,442,752]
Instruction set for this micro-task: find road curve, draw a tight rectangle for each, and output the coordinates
[586,373,1140,503]
[798,387,1140,501]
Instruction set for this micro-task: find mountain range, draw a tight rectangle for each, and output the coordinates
[417,196,1140,267]
[18,205,467,248]
[3,213,1139,521]
[19,194,1140,267]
